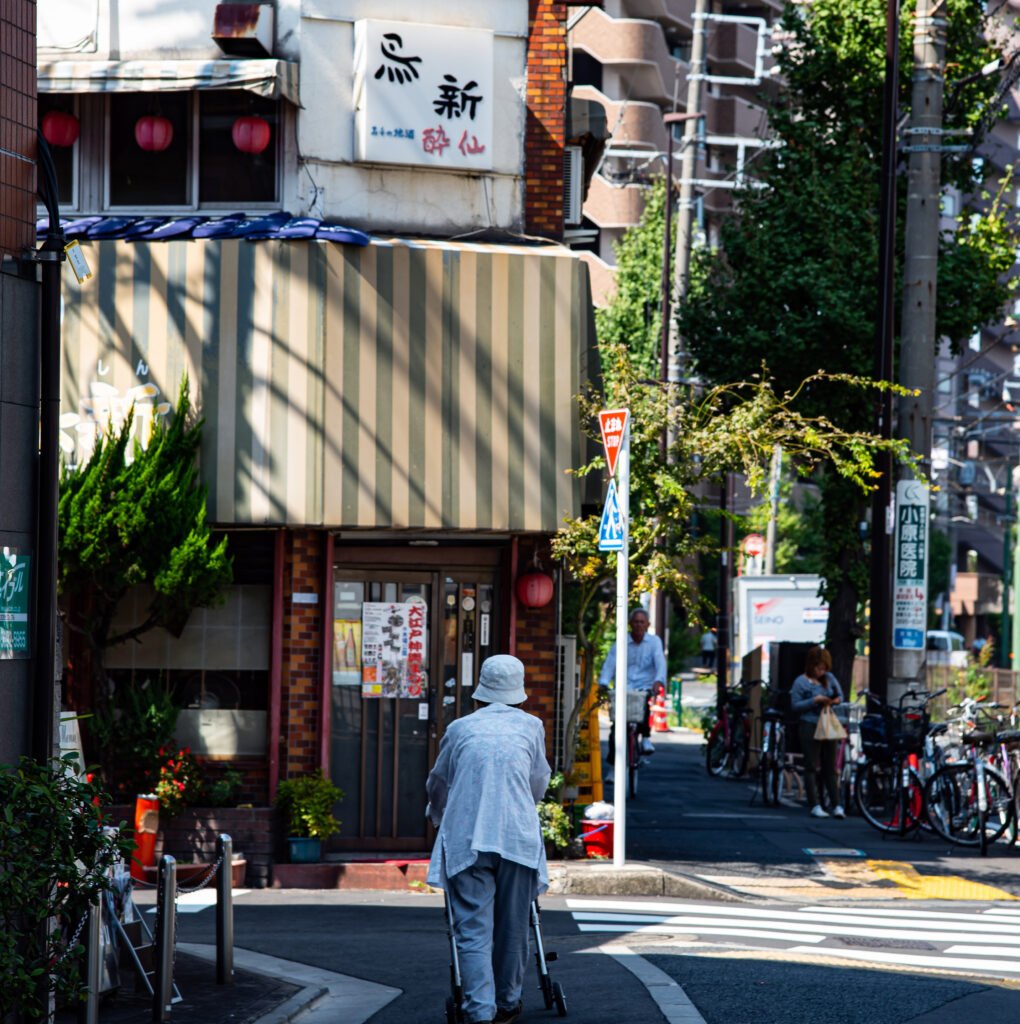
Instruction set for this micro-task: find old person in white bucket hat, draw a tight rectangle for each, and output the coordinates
[426,655,551,1024]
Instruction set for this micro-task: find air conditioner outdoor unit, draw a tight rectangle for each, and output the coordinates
[562,146,584,226]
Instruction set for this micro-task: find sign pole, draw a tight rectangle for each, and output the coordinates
[613,421,630,866]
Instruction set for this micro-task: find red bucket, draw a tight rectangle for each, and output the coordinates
[580,819,613,858]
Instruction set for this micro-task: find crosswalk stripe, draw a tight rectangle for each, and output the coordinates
[572,913,1020,945]
[567,897,1020,978]
[567,897,1020,924]
[567,901,1020,934]
[577,924,827,943]
[786,944,1020,976]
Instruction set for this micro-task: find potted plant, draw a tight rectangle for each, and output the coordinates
[274,770,344,863]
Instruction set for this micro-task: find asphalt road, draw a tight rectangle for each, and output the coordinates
[157,716,1020,1024]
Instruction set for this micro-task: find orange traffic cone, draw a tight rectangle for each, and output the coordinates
[651,692,669,732]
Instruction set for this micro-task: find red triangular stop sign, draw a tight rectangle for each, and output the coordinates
[598,408,629,477]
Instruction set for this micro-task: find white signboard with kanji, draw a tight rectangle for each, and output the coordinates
[353,19,494,170]
[892,480,929,651]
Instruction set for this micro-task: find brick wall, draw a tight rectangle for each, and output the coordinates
[110,803,277,889]
[514,539,558,764]
[525,0,566,240]
[281,529,326,779]
[0,0,36,258]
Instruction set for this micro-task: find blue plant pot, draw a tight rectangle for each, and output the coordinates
[287,837,321,863]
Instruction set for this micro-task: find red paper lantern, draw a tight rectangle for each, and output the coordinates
[135,115,174,152]
[516,572,554,608]
[41,110,79,147]
[232,115,271,154]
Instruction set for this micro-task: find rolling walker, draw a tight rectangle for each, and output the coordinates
[444,893,567,1022]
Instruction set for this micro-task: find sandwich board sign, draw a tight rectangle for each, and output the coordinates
[598,409,629,477]
[598,479,624,551]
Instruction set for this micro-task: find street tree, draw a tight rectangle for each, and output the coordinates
[677,0,1017,682]
[551,341,915,773]
[59,378,232,731]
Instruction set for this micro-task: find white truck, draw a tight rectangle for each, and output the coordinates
[731,574,828,683]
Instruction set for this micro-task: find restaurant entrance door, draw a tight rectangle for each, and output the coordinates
[328,555,502,851]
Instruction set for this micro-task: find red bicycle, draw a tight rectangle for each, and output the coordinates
[706,686,751,778]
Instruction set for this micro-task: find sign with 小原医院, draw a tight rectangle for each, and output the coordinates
[0,548,30,659]
[353,19,494,170]
[892,479,928,651]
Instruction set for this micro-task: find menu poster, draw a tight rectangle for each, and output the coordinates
[332,619,363,686]
[361,601,428,698]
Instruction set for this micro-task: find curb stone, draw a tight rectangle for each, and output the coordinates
[546,862,752,901]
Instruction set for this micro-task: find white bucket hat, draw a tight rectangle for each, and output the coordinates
[472,654,527,705]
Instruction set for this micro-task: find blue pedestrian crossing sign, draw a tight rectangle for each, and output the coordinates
[598,479,625,551]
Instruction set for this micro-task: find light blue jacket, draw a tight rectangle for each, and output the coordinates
[426,703,550,893]
[598,632,667,691]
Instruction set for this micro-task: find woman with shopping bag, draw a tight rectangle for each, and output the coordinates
[790,646,848,819]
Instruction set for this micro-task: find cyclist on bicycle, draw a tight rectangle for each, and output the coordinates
[598,608,666,784]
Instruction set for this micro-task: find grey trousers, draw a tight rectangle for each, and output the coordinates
[446,851,537,1024]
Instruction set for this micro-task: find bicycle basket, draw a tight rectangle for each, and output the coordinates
[608,690,650,723]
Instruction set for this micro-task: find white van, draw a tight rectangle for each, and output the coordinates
[926,630,968,667]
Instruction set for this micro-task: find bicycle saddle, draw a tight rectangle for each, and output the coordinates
[928,722,948,737]
[962,730,996,745]
[995,729,1020,744]
[764,708,785,721]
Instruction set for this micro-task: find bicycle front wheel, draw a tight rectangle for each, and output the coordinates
[925,763,1012,848]
[705,721,730,777]
[855,760,922,834]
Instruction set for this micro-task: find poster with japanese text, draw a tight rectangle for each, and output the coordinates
[361,601,428,698]
[332,619,363,686]
[892,480,929,650]
[353,19,494,170]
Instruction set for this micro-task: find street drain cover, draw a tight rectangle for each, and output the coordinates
[836,936,938,951]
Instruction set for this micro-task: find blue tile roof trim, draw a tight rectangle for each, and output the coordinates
[37,211,371,247]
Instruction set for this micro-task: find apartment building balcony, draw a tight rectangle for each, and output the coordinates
[950,571,1004,617]
[571,7,684,106]
[583,174,650,229]
[573,85,669,155]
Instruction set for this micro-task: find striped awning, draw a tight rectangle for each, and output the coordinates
[60,237,595,533]
[38,58,300,104]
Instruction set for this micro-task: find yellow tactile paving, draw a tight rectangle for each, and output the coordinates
[699,858,1018,901]
[865,859,1018,901]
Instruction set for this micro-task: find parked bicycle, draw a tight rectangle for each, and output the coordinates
[924,698,1015,856]
[854,687,946,836]
[706,684,753,778]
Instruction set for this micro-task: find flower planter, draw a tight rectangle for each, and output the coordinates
[287,837,322,863]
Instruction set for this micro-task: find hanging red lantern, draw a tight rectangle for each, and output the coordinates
[232,115,271,154]
[41,110,79,147]
[516,571,554,609]
[135,115,174,152]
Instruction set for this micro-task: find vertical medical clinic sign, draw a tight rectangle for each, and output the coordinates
[892,479,929,651]
[0,549,30,658]
[354,20,494,171]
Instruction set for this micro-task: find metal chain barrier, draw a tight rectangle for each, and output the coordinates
[175,853,225,895]
[47,907,89,970]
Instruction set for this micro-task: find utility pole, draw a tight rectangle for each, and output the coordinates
[665,0,708,452]
[868,0,901,701]
[765,446,782,576]
[890,0,946,694]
